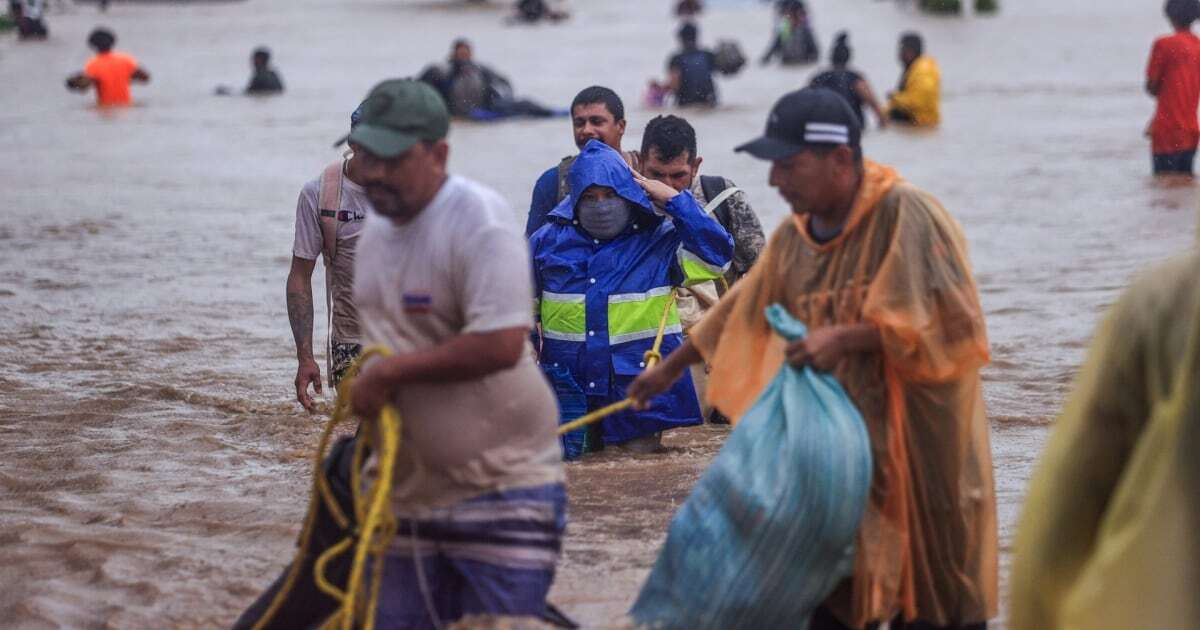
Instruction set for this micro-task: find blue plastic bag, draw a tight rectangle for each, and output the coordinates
[630,304,873,629]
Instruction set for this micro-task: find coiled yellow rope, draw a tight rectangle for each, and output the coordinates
[253,347,401,630]
[255,289,681,628]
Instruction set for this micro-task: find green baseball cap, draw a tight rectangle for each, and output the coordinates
[338,79,449,158]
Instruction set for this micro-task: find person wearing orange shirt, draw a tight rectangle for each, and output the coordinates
[66,28,150,107]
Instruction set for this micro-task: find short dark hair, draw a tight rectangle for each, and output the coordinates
[900,32,923,56]
[1166,0,1200,26]
[678,22,698,44]
[88,28,116,52]
[641,115,698,163]
[252,47,271,61]
[570,85,625,122]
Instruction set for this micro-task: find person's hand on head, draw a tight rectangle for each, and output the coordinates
[632,169,680,207]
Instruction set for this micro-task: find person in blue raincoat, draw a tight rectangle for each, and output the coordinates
[530,139,734,458]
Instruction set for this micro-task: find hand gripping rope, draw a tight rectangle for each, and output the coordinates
[556,288,679,435]
[255,289,681,627]
[253,347,402,630]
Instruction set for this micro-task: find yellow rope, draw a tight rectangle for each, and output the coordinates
[253,347,402,630]
[557,288,678,436]
[255,288,682,626]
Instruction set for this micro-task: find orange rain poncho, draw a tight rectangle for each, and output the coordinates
[1009,253,1200,630]
[689,161,998,628]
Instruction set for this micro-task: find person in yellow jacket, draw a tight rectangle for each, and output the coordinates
[887,32,940,126]
[1009,251,1200,630]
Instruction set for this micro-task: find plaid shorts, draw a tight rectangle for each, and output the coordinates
[330,342,362,387]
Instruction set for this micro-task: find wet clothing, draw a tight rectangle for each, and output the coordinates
[245,67,284,94]
[530,141,733,450]
[525,150,641,237]
[1147,31,1200,156]
[1152,149,1196,174]
[354,175,563,510]
[811,68,866,126]
[689,161,997,627]
[1009,253,1200,630]
[373,484,567,629]
[83,51,141,107]
[293,163,368,349]
[888,55,941,127]
[761,16,819,65]
[811,606,987,630]
[668,48,718,107]
[692,175,764,282]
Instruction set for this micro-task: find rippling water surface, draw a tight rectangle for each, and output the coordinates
[0,0,1196,626]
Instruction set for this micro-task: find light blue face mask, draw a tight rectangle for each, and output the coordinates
[577,195,632,240]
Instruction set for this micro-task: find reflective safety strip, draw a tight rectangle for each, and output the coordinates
[677,247,730,286]
[608,287,682,345]
[541,292,586,342]
[610,323,683,346]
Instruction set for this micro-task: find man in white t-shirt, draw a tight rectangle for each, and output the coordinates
[286,104,371,411]
[347,79,566,626]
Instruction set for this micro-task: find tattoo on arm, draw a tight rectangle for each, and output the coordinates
[287,288,315,360]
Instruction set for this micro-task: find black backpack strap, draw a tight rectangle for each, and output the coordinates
[700,174,734,230]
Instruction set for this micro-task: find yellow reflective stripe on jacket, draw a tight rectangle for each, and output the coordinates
[540,292,586,341]
[677,247,730,286]
[608,287,682,344]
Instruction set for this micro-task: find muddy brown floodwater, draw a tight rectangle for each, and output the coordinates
[1,0,1197,627]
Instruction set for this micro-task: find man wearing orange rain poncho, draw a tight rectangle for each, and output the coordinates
[629,87,998,629]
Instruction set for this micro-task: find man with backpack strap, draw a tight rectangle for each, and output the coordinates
[525,85,639,237]
[638,115,766,422]
[285,104,371,411]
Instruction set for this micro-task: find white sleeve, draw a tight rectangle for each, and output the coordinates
[292,182,323,261]
[459,222,535,334]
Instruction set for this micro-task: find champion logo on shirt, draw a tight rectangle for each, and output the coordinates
[402,292,433,314]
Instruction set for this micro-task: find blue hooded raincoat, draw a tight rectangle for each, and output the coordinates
[530,140,734,452]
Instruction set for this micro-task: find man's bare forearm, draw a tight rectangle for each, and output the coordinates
[286,279,315,361]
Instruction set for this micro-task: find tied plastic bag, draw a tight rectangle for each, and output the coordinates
[630,304,872,629]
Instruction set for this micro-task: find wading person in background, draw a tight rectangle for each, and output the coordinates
[14,0,47,39]
[629,88,998,629]
[525,85,638,236]
[887,32,940,126]
[1009,252,1200,629]
[66,28,150,107]
[531,140,732,458]
[760,0,819,66]
[245,46,284,95]
[638,114,765,422]
[286,104,369,411]
[349,79,566,626]
[1145,0,1200,176]
[417,38,558,120]
[810,32,888,129]
[664,22,719,107]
